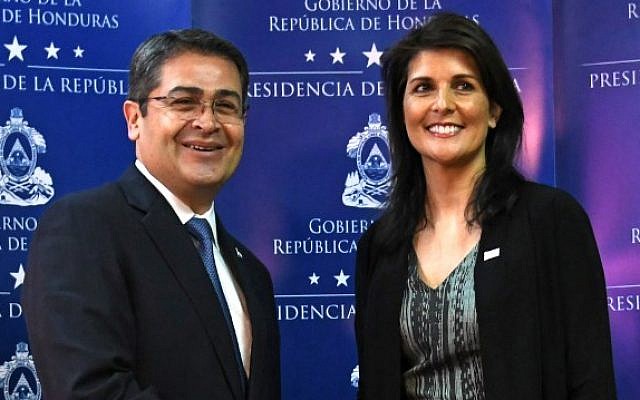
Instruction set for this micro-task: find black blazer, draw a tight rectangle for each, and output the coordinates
[23,166,280,400]
[355,182,616,399]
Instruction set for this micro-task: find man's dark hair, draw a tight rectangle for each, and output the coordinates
[376,12,524,254]
[128,28,249,115]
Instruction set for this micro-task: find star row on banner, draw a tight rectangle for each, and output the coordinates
[307,269,351,287]
[3,35,85,62]
[304,43,383,67]
[5,264,25,290]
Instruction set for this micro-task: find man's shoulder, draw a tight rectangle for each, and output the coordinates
[28,180,135,261]
[46,181,122,214]
[36,178,136,234]
[43,166,149,216]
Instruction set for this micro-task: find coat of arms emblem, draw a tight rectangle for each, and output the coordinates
[0,108,54,206]
[342,113,391,208]
[0,342,41,400]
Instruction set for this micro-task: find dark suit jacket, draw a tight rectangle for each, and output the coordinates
[22,166,280,400]
[355,182,616,399]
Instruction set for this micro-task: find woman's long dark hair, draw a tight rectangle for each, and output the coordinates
[374,13,524,254]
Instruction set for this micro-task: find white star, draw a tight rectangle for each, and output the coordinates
[73,45,85,58]
[304,50,316,62]
[330,47,346,64]
[44,41,60,59]
[4,36,27,61]
[362,43,383,68]
[10,264,25,289]
[308,272,320,285]
[334,269,350,287]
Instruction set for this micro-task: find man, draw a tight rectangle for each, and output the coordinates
[22,29,280,399]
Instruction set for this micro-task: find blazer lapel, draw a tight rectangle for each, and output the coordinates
[118,167,245,400]
[363,242,409,398]
[475,210,528,399]
[475,213,509,314]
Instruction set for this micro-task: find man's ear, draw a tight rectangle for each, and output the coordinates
[488,102,502,129]
[123,100,142,141]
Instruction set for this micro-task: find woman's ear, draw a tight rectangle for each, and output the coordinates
[488,102,502,129]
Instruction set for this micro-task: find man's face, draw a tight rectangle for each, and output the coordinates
[124,52,244,210]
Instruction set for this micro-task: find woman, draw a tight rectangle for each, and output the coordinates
[355,13,616,400]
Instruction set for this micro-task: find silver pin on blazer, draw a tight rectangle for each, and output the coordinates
[483,248,500,261]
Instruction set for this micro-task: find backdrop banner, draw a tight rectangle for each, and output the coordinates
[3,0,637,399]
[0,1,190,398]
[554,2,640,398]
[193,1,554,398]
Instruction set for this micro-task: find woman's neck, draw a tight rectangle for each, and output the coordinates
[423,160,484,224]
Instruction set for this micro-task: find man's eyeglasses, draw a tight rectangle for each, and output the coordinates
[141,95,246,125]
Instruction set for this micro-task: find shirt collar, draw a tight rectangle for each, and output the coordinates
[135,160,219,248]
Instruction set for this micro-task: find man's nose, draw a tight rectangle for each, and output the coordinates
[191,104,219,132]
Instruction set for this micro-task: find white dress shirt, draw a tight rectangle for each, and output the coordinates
[135,160,252,376]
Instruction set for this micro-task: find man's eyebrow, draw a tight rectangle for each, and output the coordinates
[214,88,242,103]
[167,86,241,102]
[167,86,204,96]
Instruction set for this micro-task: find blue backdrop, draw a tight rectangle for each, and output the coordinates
[194,1,554,398]
[0,0,637,399]
[554,1,640,397]
[0,1,191,397]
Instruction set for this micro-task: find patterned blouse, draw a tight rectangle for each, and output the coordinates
[399,243,485,400]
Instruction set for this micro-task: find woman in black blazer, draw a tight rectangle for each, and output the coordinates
[355,13,616,400]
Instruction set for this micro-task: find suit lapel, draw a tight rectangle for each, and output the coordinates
[118,167,245,400]
[216,221,264,388]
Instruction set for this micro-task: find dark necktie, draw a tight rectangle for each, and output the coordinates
[186,217,247,393]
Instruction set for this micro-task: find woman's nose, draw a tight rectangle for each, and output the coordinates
[432,88,454,113]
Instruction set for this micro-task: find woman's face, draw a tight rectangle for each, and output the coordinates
[402,48,501,172]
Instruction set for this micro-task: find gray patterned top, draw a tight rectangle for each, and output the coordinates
[400,243,485,400]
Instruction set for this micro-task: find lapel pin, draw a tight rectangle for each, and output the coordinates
[235,247,243,259]
[483,247,500,261]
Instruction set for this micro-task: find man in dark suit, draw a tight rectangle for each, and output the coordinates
[22,29,280,400]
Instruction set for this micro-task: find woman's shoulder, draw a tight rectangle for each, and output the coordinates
[356,214,409,268]
[515,181,590,222]
[356,218,382,261]
[518,181,582,206]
